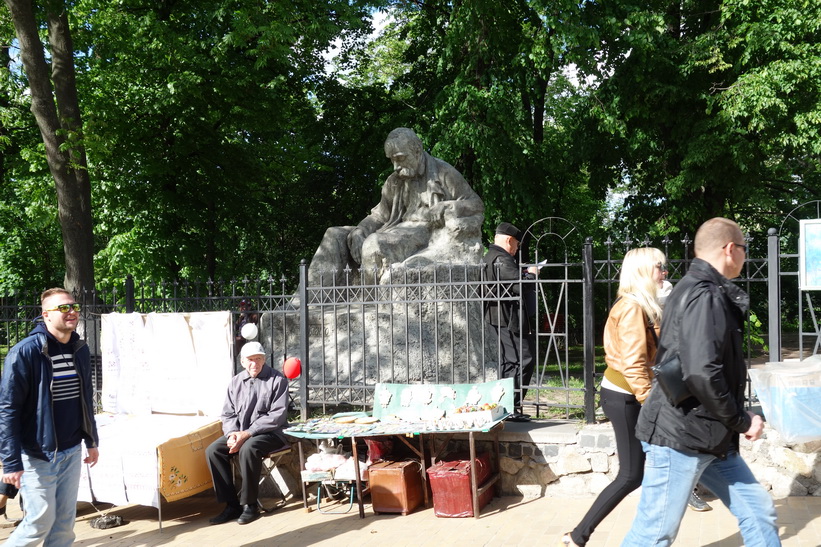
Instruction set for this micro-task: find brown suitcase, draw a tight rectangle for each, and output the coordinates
[368,460,424,515]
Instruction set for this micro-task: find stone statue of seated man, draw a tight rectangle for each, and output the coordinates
[309,127,485,285]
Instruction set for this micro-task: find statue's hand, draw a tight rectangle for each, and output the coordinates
[348,228,367,264]
[429,201,449,223]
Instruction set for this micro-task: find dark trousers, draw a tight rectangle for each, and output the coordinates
[206,433,286,506]
[570,388,644,546]
[491,324,535,409]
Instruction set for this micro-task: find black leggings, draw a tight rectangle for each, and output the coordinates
[570,388,644,546]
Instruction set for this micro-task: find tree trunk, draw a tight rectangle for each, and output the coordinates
[4,0,95,293]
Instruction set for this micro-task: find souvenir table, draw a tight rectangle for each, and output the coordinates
[284,378,514,518]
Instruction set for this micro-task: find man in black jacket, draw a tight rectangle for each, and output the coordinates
[483,222,537,422]
[621,218,780,546]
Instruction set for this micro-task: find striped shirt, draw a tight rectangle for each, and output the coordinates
[51,341,83,449]
[52,351,80,401]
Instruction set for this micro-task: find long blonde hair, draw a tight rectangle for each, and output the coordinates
[617,247,665,325]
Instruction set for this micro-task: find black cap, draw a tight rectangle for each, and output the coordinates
[495,222,522,241]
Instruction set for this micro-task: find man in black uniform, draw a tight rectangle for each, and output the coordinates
[483,222,537,422]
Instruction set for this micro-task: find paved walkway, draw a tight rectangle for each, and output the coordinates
[1,489,819,546]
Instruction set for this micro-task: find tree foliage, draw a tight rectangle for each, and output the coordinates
[573,0,821,242]
[72,0,379,284]
[0,0,818,292]
[372,0,602,241]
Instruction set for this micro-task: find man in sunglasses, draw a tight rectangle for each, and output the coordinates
[621,218,779,546]
[0,288,99,546]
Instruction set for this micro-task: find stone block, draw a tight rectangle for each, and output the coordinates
[556,450,592,476]
[771,473,809,498]
[500,456,525,475]
[500,471,519,495]
[588,473,613,495]
[791,439,821,453]
[544,475,587,497]
[748,460,777,491]
[770,446,816,477]
[519,462,549,487]
[579,434,597,449]
[537,444,559,460]
[517,484,545,499]
[590,452,609,473]
[539,463,558,485]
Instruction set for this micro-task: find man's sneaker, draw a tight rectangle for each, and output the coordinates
[237,504,261,525]
[209,504,242,525]
[688,490,712,512]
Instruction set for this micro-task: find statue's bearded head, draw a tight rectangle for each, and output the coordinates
[385,128,425,179]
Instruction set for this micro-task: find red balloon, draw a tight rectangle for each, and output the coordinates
[283,357,301,379]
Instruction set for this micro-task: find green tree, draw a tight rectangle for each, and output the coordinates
[573,0,821,241]
[72,0,378,284]
[3,0,95,293]
[359,1,603,245]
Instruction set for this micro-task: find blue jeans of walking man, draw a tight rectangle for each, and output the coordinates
[5,444,83,547]
[621,442,780,546]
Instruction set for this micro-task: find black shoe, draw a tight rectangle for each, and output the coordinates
[237,504,261,525]
[688,490,712,512]
[505,412,531,423]
[209,504,242,525]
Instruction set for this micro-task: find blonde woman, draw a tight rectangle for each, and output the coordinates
[561,248,665,547]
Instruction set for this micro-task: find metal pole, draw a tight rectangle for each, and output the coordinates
[298,259,310,421]
[767,228,781,362]
[125,274,135,313]
[582,237,596,423]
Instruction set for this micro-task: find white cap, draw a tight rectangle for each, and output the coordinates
[240,341,265,359]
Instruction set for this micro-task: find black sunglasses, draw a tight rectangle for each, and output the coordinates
[723,242,747,252]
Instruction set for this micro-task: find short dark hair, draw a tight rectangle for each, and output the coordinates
[41,288,71,306]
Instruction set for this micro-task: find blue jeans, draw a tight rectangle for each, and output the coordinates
[621,442,780,547]
[4,443,83,547]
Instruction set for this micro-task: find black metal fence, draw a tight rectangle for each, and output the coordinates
[2,212,818,424]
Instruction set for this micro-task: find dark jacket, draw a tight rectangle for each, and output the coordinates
[0,322,99,473]
[634,258,751,457]
[221,364,290,445]
[483,244,535,334]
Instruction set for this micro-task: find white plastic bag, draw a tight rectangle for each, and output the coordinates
[749,357,821,444]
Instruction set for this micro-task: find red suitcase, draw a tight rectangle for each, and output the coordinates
[368,460,424,515]
[427,452,494,517]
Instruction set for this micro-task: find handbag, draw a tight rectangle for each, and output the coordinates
[650,286,694,406]
[651,353,692,406]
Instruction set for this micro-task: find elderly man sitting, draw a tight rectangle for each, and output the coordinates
[206,342,289,525]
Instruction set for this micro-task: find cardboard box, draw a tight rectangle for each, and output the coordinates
[445,405,505,428]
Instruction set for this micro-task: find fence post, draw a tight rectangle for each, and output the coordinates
[125,275,135,313]
[767,228,781,362]
[583,237,596,423]
[298,260,309,421]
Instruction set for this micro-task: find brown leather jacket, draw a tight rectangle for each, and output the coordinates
[602,296,659,403]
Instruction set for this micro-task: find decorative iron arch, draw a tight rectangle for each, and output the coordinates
[769,200,821,361]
